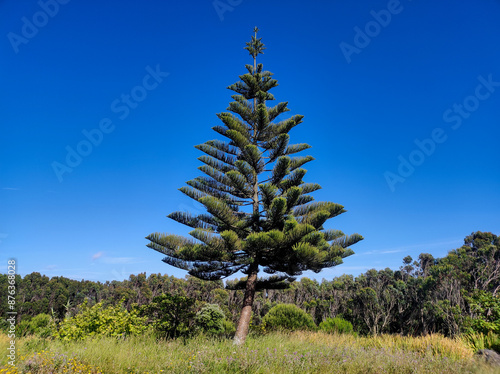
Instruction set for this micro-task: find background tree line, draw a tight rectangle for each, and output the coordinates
[1,231,498,338]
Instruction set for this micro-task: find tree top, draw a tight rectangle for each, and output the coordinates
[244,27,266,60]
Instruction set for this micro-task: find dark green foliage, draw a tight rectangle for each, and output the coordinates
[351,269,402,335]
[221,318,236,337]
[319,317,353,334]
[146,30,362,289]
[262,304,316,331]
[140,293,195,339]
[195,303,225,335]
[441,231,500,294]
[17,313,56,338]
[465,291,500,335]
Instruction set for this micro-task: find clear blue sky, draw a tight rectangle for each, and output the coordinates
[1,0,499,282]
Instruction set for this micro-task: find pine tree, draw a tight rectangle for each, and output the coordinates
[146,28,363,345]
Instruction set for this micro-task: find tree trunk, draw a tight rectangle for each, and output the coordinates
[234,30,261,346]
[233,264,258,345]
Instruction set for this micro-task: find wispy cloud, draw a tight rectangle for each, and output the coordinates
[2,187,19,190]
[356,238,463,257]
[381,249,405,254]
[357,249,405,256]
[102,257,140,265]
[91,251,140,265]
[64,271,109,281]
[44,265,57,270]
[332,266,371,270]
[91,251,104,261]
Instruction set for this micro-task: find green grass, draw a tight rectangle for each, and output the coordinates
[460,331,500,353]
[1,331,499,373]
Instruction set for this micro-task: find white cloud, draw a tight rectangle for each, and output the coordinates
[356,238,463,257]
[91,251,104,261]
[357,249,404,256]
[381,249,405,254]
[102,257,139,265]
[91,252,141,265]
[64,271,109,281]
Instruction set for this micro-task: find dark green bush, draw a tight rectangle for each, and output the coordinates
[140,293,195,339]
[195,304,225,335]
[319,317,354,334]
[464,291,500,335]
[17,313,56,338]
[262,304,316,331]
[221,319,236,337]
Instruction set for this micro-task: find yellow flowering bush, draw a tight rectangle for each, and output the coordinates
[54,301,147,340]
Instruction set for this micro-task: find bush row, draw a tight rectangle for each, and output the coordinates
[19,299,357,341]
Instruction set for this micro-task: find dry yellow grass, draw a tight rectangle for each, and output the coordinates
[290,331,474,360]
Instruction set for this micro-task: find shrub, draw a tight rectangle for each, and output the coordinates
[319,317,354,334]
[17,313,56,338]
[464,291,500,335]
[195,304,225,335]
[54,300,147,340]
[17,318,33,337]
[222,319,236,337]
[140,293,195,339]
[262,304,316,331]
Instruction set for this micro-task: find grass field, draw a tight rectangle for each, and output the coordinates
[1,331,498,373]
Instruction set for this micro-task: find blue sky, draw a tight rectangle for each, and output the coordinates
[1,0,499,283]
